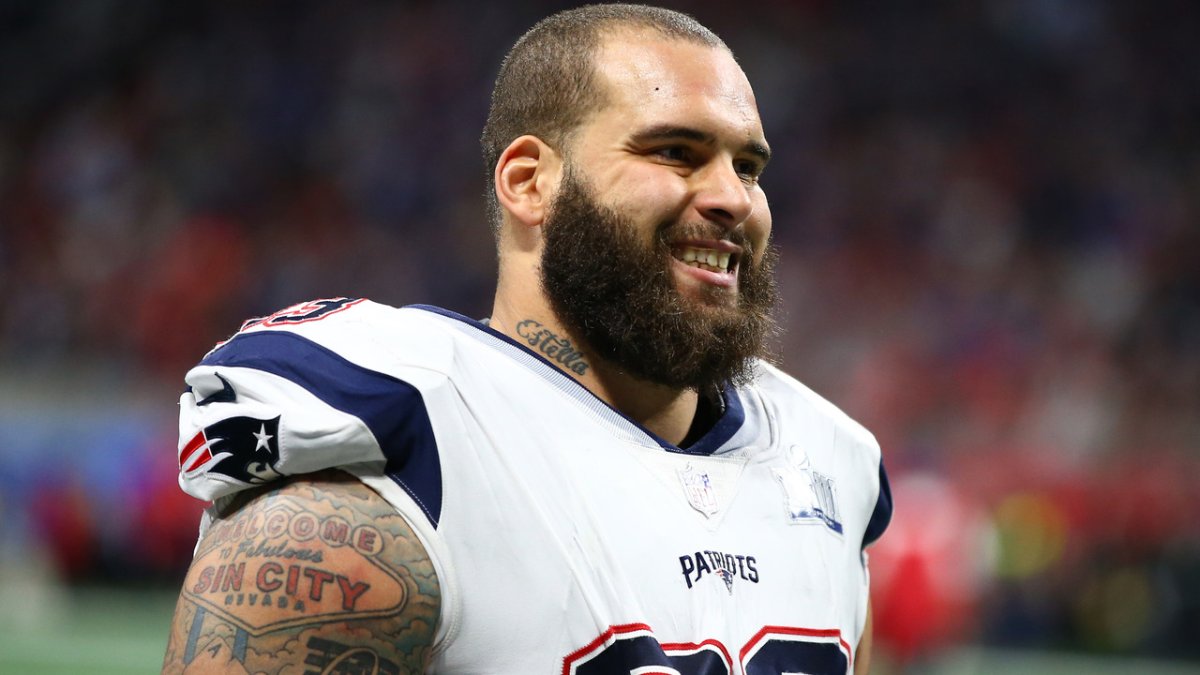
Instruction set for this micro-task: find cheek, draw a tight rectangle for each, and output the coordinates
[613,168,690,217]
[749,192,772,256]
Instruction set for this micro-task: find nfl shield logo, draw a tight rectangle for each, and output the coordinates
[678,463,719,517]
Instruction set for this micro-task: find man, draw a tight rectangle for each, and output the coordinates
[163,4,891,674]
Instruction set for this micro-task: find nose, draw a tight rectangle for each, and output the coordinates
[693,160,754,229]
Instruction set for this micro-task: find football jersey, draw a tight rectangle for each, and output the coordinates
[178,298,892,675]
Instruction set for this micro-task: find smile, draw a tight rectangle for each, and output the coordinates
[671,246,737,274]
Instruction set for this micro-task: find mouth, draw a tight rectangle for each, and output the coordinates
[670,244,740,275]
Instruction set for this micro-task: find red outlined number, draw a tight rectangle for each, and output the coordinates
[565,624,733,675]
[209,298,366,353]
[241,298,365,331]
[741,627,851,675]
[565,625,850,675]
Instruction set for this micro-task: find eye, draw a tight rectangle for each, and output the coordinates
[653,145,692,163]
[735,159,763,183]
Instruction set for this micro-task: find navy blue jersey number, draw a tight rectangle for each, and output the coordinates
[565,625,850,675]
[741,627,850,675]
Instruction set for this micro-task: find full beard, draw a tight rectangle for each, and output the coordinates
[540,166,778,392]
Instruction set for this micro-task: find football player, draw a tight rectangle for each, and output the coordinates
[163,5,891,674]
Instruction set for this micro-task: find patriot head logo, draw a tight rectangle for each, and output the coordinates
[180,415,284,484]
[716,567,735,594]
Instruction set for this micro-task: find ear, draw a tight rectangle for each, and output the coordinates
[494,135,561,228]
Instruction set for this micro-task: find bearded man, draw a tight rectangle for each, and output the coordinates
[163,5,891,674]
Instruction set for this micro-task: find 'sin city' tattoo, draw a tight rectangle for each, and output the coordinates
[161,473,439,674]
[182,494,401,632]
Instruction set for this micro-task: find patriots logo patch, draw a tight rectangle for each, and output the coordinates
[180,415,284,485]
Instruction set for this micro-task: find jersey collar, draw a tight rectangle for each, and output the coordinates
[408,304,746,456]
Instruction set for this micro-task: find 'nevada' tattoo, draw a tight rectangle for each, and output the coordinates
[516,319,589,375]
[162,472,439,674]
[184,498,396,631]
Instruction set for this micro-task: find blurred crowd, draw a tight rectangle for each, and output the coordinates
[1,0,1197,667]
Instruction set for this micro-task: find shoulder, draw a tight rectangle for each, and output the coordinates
[178,299,463,503]
[747,359,880,455]
[162,470,439,673]
[744,360,892,548]
[200,298,460,374]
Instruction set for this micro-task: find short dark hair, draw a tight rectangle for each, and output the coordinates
[480,3,726,230]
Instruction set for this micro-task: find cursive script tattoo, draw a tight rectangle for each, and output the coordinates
[161,470,439,674]
[305,636,402,674]
[515,319,590,375]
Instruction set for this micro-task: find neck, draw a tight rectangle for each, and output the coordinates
[586,357,700,446]
[489,295,699,446]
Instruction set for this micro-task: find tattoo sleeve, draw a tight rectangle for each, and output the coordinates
[162,471,439,674]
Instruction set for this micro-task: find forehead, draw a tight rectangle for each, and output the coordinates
[587,31,766,144]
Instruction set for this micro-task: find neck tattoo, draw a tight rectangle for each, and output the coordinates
[515,319,590,375]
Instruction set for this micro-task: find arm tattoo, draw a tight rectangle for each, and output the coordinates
[515,318,590,375]
[162,471,439,674]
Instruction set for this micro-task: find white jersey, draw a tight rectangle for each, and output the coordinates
[178,298,891,675]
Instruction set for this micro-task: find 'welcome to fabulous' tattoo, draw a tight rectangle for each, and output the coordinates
[516,319,590,375]
[162,473,438,674]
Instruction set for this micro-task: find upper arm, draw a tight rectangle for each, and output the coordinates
[162,471,439,674]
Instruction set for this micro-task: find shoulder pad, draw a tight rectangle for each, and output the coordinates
[177,299,442,519]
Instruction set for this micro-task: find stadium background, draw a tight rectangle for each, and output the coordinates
[0,1,1197,672]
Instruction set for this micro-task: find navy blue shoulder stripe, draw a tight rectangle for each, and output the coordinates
[862,459,892,549]
[200,330,443,528]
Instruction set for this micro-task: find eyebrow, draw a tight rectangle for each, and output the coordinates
[630,124,772,165]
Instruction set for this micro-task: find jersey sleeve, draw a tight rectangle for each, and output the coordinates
[862,459,892,549]
[176,299,443,528]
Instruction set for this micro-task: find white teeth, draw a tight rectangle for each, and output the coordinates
[675,246,733,272]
